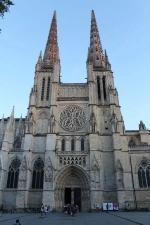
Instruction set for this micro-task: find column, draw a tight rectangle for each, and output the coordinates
[71,188,74,205]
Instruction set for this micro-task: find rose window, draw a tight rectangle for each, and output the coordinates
[59,106,86,131]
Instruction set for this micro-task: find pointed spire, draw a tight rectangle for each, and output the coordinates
[35,51,42,71]
[42,11,60,69]
[6,106,15,131]
[0,115,4,137]
[87,10,110,70]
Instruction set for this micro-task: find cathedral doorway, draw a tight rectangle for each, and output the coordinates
[55,165,90,212]
[64,188,81,210]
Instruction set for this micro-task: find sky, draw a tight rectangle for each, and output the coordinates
[0,0,150,130]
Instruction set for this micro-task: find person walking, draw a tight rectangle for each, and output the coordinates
[44,205,48,219]
[13,219,21,225]
[47,205,50,213]
[40,203,44,217]
[106,203,109,213]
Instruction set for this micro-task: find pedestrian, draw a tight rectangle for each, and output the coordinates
[76,205,79,215]
[106,203,109,213]
[40,203,44,217]
[13,219,21,225]
[47,205,50,213]
[44,205,48,219]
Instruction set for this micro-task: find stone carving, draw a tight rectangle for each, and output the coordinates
[48,112,56,133]
[59,156,86,167]
[89,112,97,133]
[44,157,53,188]
[139,121,146,131]
[59,106,86,131]
[91,155,100,189]
[19,156,27,188]
[25,112,35,134]
[116,159,124,189]
[110,111,119,133]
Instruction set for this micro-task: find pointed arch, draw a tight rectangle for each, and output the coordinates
[6,156,21,188]
[32,156,44,189]
[137,157,150,188]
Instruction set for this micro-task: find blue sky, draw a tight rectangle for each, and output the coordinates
[0,0,150,130]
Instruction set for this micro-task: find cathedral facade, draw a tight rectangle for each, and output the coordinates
[0,10,150,212]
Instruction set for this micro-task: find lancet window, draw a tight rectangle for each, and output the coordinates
[81,138,84,151]
[61,139,65,152]
[138,158,150,188]
[102,76,106,100]
[46,77,50,100]
[97,77,101,100]
[7,158,21,188]
[41,78,45,101]
[71,139,75,151]
[32,157,44,189]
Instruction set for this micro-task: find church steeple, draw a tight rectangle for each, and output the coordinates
[87,10,109,69]
[42,11,60,69]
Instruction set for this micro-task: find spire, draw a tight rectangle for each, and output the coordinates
[42,11,60,69]
[6,106,15,131]
[87,10,109,70]
[35,51,42,71]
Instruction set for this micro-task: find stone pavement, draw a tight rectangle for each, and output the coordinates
[0,212,150,225]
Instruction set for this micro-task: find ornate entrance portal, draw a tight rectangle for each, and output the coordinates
[55,165,90,212]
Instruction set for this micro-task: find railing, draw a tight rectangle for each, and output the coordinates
[128,145,150,151]
[10,148,23,152]
[57,150,89,155]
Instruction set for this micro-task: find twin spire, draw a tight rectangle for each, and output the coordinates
[38,10,111,71]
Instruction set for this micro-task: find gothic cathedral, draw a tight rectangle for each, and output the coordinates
[0,10,150,212]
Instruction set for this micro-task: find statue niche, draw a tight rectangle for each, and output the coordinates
[44,157,53,189]
[89,112,97,133]
[48,113,56,133]
[116,159,124,189]
[19,156,27,189]
[110,111,119,133]
[36,111,48,134]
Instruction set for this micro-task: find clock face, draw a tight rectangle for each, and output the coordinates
[59,106,86,131]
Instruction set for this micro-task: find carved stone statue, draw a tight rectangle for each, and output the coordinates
[116,159,124,189]
[89,112,97,133]
[45,167,53,182]
[44,157,53,189]
[139,121,146,130]
[19,156,27,188]
[110,112,118,133]
[48,113,56,133]
[25,112,35,134]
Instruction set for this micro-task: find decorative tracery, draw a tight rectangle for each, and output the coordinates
[59,106,86,131]
[7,158,21,188]
[138,158,150,188]
[32,157,44,189]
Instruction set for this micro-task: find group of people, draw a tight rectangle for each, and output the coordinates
[64,204,79,216]
[40,204,50,218]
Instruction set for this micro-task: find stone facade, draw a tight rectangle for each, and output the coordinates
[0,10,150,211]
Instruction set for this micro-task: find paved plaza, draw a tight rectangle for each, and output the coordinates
[0,212,150,225]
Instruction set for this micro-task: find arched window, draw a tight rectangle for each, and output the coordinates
[81,138,84,151]
[138,158,150,188]
[71,139,75,151]
[128,139,135,146]
[7,158,21,188]
[32,157,44,189]
[102,76,106,100]
[62,139,65,151]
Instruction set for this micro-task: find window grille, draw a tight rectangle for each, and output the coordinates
[81,139,84,151]
[32,157,44,189]
[46,77,50,100]
[41,78,45,101]
[138,159,150,188]
[62,139,65,151]
[7,158,21,188]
